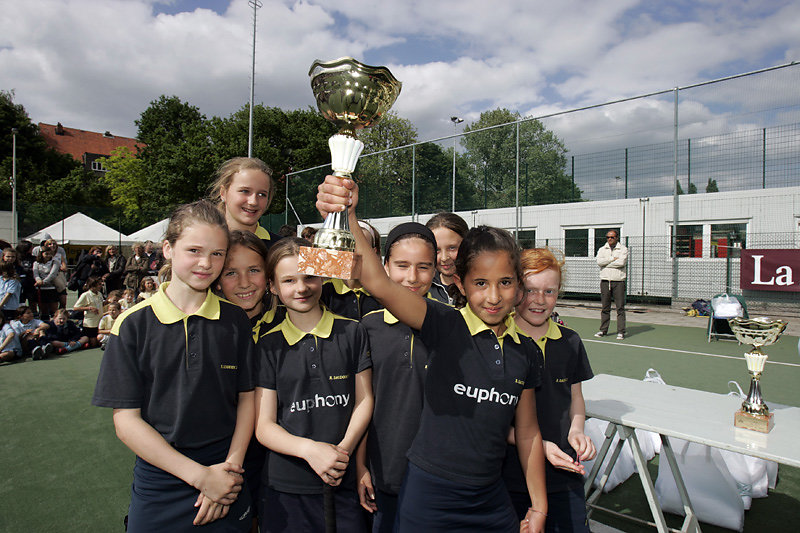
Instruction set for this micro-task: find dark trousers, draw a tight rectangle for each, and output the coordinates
[599,280,626,334]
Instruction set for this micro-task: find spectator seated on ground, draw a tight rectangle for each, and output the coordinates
[0,310,23,362]
[10,305,54,360]
[43,309,88,355]
[97,302,122,350]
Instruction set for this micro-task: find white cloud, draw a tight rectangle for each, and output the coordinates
[1,0,797,157]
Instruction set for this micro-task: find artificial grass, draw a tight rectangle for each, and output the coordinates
[1,315,798,532]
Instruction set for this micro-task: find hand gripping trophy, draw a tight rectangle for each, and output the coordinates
[728,317,788,433]
[297,57,402,279]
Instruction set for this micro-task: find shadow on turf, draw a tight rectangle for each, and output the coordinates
[0,352,74,366]
[624,325,655,337]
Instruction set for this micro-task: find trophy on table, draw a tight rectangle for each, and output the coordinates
[728,317,788,433]
[297,57,402,279]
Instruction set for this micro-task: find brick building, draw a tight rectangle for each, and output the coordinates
[38,122,142,175]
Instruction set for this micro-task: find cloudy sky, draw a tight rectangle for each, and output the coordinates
[2,0,799,156]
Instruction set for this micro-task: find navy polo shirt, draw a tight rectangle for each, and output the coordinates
[250,303,286,342]
[407,299,543,486]
[92,283,256,449]
[428,271,453,305]
[503,319,594,494]
[361,302,440,494]
[256,307,372,494]
[255,225,283,252]
[321,279,382,320]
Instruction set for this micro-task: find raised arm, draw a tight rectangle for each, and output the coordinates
[316,175,427,330]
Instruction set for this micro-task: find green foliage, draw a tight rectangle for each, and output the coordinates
[356,112,418,218]
[135,95,217,210]
[211,104,336,222]
[461,108,581,208]
[98,147,152,225]
[706,178,719,193]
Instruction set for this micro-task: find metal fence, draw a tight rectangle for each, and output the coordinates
[284,61,800,227]
[533,232,799,312]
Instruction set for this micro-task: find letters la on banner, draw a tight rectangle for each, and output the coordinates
[740,249,800,292]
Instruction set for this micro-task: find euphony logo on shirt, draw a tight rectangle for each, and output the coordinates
[290,393,350,413]
[453,384,519,405]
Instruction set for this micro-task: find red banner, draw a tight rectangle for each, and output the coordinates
[740,249,800,292]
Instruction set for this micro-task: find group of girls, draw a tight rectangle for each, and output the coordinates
[92,156,596,533]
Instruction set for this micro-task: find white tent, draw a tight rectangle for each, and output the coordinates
[25,212,132,246]
[127,218,168,243]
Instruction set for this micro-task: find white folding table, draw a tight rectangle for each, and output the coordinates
[582,374,800,532]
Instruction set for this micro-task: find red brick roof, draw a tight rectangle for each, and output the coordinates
[38,122,143,161]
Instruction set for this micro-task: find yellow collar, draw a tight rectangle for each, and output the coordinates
[382,292,435,324]
[272,306,335,346]
[149,282,221,324]
[459,304,521,344]
[532,318,562,352]
[254,225,271,240]
[326,278,370,296]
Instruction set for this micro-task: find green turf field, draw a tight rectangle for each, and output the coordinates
[1,315,797,532]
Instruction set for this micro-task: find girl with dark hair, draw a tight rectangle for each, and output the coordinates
[318,176,548,532]
[425,212,469,306]
[356,222,442,532]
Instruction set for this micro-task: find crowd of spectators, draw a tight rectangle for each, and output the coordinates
[0,236,163,364]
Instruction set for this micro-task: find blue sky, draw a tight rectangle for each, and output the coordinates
[2,0,799,156]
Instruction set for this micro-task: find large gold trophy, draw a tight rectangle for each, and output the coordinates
[297,57,402,279]
[728,317,788,433]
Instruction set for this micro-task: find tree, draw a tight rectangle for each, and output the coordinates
[136,95,217,210]
[209,104,336,224]
[355,112,418,218]
[706,178,719,193]
[99,147,156,228]
[461,108,580,208]
[1,90,86,236]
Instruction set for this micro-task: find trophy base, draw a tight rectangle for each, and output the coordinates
[297,246,361,280]
[734,410,774,433]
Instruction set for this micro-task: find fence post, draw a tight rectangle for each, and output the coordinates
[672,87,680,301]
[515,122,520,239]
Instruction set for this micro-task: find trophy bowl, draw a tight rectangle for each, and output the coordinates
[309,57,402,136]
[728,317,788,351]
[727,317,788,432]
[297,57,401,279]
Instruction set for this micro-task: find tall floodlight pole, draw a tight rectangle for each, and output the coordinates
[451,116,463,212]
[11,128,17,246]
[247,0,262,157]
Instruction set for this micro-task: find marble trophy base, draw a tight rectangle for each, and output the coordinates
[734,410,774,433]
[297,246,361,280]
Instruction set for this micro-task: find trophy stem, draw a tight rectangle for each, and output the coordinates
[742,371,768,415]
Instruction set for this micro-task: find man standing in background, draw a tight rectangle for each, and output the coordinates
[595,230,628,340]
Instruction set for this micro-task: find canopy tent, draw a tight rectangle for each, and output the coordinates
[127,218,168,244]
[25,212,132,247]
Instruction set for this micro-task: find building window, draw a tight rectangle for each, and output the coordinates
[594,227,621,254]
[91,160,107,172]
[517,230,536,249]
[671,224,703,257]
[711,223,746,258]
[565,229,589,257]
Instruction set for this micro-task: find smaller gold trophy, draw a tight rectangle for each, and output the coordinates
[728,317,788,433]
[297,57,402,279]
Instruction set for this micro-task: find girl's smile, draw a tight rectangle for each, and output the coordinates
[456,250,518,335]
